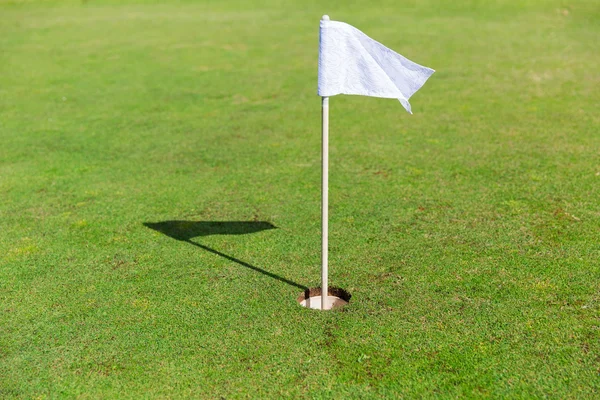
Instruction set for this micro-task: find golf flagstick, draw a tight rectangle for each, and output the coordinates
[313,13,433,311]
[321,15,330,310]
[321,94,329,311]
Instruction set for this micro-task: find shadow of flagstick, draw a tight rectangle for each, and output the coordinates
[142,221,308,291]
[185,239,308,291]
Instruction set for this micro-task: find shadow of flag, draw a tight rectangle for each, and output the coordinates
[143,221,276,241]
[142,220,306,289]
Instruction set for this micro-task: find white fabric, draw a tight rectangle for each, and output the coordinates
[318,20,434,113]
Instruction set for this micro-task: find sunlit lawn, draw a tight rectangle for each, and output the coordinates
[1,0,599,397]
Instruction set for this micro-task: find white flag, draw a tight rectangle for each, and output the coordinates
[318,19,434,114]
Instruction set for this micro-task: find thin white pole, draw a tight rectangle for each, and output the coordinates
[320,14,331,311]
[321,95,329,310]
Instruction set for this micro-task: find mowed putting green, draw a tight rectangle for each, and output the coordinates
[1,0,599,397]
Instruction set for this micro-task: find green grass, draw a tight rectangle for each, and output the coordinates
[1,0,600,398]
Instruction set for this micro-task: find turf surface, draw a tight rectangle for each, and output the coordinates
[1,0,600,398]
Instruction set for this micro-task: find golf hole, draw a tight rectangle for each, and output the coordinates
[297,287,351,310]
